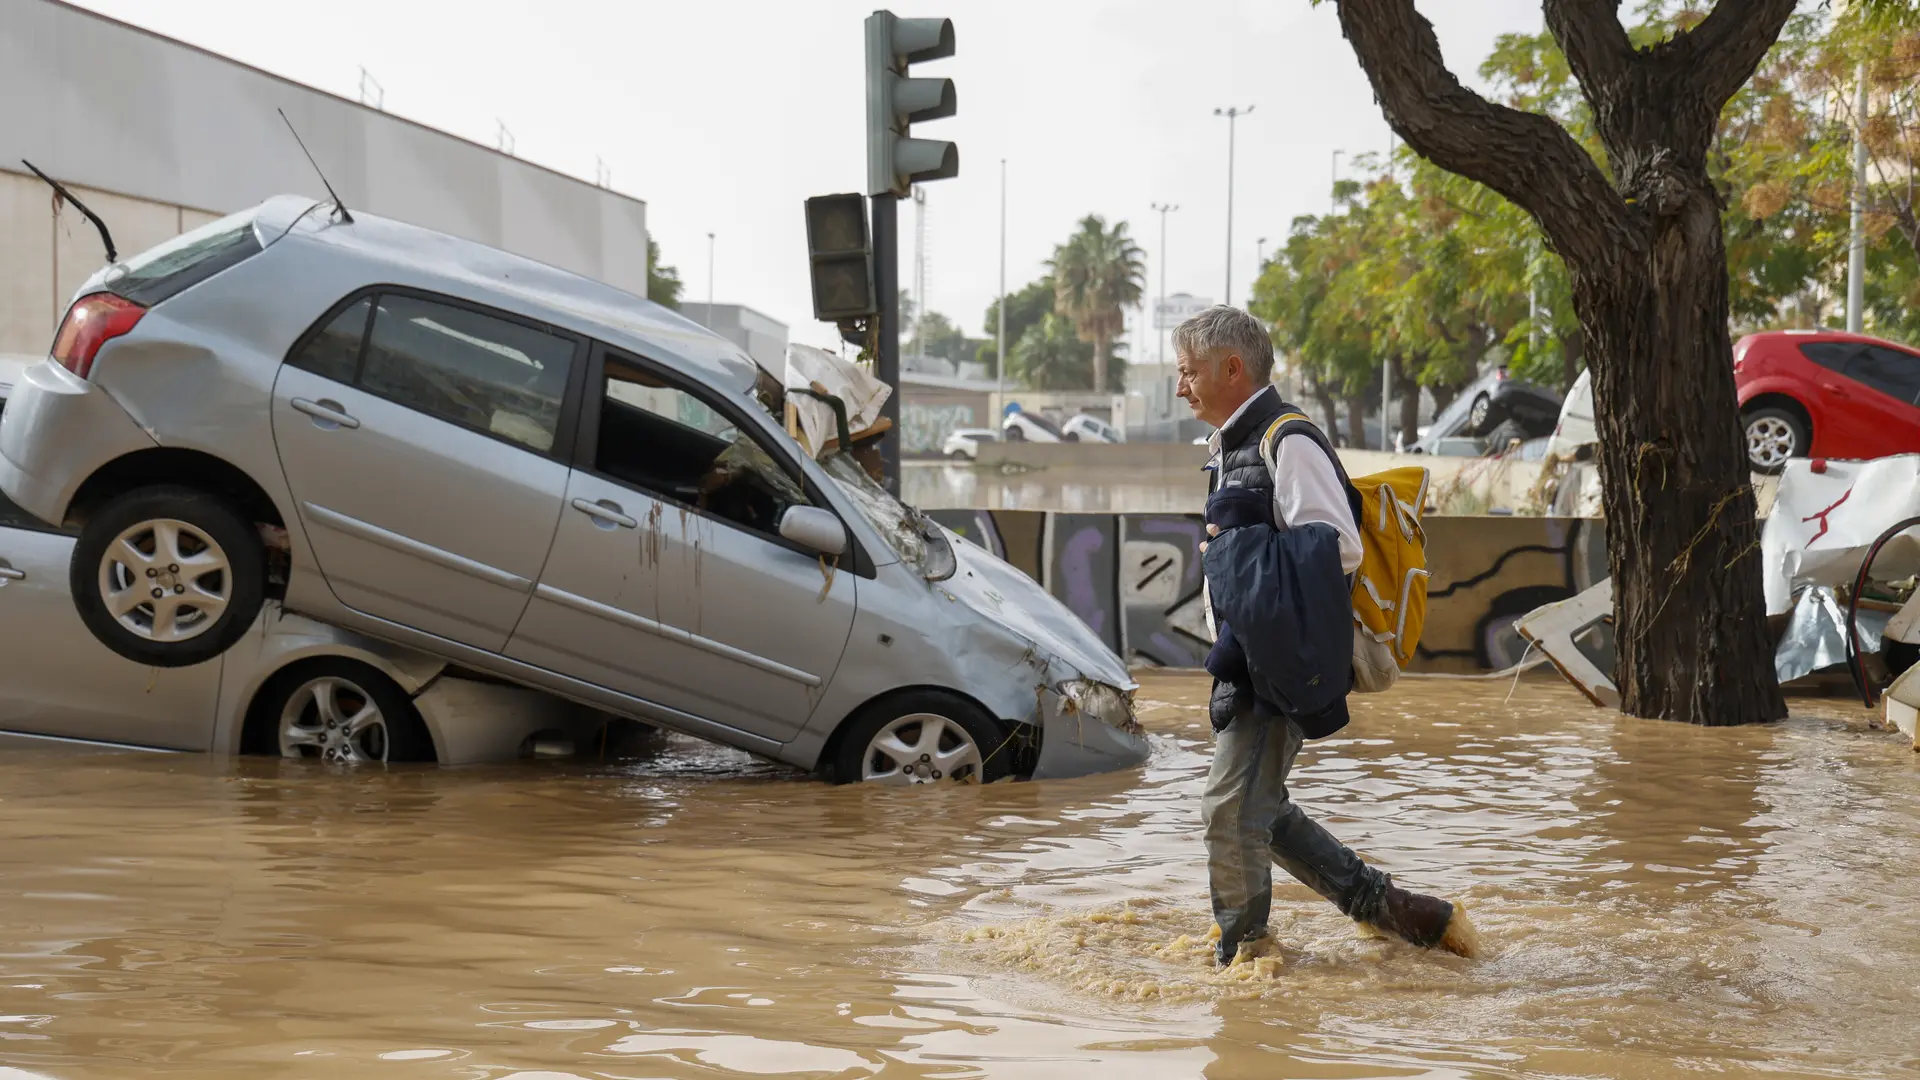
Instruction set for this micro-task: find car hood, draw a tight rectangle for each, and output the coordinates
[935,526,1136,691]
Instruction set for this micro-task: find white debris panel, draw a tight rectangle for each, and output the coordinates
[783,343,890,459]
[1760,455,1920,615]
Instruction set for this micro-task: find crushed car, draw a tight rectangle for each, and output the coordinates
[0,195,1147,784]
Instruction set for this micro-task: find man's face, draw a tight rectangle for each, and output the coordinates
[1177,348,1248,428]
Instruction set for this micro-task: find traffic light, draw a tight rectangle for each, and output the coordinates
[865,12,957,198]
[804,193,876,322]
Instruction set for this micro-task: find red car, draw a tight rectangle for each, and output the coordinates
[1735,329,1920,472]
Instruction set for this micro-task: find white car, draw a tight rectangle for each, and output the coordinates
[940,427,1000,461]
[1544,368,1596,460]
[1003,411,1121,444]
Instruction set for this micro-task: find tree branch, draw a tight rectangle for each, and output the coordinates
[1664,0,1800,113]
[1542,0,1636,97]
[1333,0,1630,271]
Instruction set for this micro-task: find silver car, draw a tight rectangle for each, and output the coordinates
[0,196,1144,784]
[0,356,605,765]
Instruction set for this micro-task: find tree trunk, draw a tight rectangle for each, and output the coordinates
[1345,394,1370,450]
[1333,0,1793,726]
[1092,331,1109,394]
[1311,378,1342,443]
[1393,354,1422,448]
[1574,170,1781,725]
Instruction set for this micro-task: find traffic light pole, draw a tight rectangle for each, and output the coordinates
[871,192,901,496]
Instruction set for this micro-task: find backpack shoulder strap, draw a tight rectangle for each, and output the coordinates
[1259,411,1362,527]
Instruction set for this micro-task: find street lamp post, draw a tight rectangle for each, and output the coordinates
[705,231,716,327]
[1214,105,1254,307]
[1151,201,1180,427]
[1331,150,1344,216]
[997,159,1007,413]
[1256,236,1267,270]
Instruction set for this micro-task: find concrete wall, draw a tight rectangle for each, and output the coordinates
[678,303,789,378]
[902,385,993,454]
[0,0,647,354]
[925,508,1613,675]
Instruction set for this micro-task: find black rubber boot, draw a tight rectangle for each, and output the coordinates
[1365,885,1480,957]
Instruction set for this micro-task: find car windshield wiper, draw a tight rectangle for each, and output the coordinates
[22,160,116,263]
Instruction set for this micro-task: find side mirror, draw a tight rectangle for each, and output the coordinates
[779,505,846,557]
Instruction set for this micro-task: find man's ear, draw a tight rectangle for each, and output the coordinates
[1222,351,1244,382]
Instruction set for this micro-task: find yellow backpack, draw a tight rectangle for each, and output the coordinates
[1260,413,1431,690]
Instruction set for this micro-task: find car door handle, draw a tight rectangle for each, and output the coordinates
[0,565,22,581]
[571,498,637,529]
[291,398,360,429]
[1820,381,1852,398]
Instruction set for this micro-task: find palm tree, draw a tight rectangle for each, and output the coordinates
[1046,215,1146,392]
[1008,313,1095,390]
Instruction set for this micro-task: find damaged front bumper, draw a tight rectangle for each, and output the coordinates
[1031,677,1149,780]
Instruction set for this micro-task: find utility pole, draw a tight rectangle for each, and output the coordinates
[1214,105,1253,307]
[705,232,715,327]
[1151,202,1179,427]
[997,159,1007,409]
[1256,236,1267,270]
[912,185,928,366]
[1331,150,1344,216]
[1847,62,1868,333]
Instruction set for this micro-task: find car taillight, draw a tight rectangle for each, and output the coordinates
[51,293,146,379]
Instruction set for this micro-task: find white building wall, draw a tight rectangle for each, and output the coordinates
[0,0,648,355]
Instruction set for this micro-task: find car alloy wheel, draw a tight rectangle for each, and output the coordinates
[1468,393,1491,432]
[279,674,396,763]
[1745,414,1798,470]
[97,518,231,644]
[861,712,986,784]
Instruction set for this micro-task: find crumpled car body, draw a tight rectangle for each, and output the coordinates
[0,196,1144,781]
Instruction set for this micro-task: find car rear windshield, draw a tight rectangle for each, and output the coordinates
[102,212,264,308]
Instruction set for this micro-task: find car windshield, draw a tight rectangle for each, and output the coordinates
[98,210,264,308]
[820,452,955,580]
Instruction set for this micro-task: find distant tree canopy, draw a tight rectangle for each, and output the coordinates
[1257,3,1920,449]
[647,238,682,309]
[972,216,1145,393]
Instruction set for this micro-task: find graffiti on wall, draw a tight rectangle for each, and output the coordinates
[902,404,977,453]
[925,508,1610,674]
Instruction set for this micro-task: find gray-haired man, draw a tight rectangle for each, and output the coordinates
[1175,305,1477,966]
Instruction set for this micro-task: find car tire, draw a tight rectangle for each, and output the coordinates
[1063,431,1080,442]
[949,449,971,462]
[246,657,435,764]
[831,690,1014,786]
[1467,393,1492,434]
[70,485,266,668]
[1484,420,1527,454]
[1742,407,1808,474]
[1005,426,1025,442]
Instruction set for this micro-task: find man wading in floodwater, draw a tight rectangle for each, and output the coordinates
[1176,305,1476,966]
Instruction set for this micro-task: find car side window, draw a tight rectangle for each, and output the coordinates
[592,358,814,543]
[1847,346,1920,407]
[286,297,373,385]
[1798,342,1858,372]
[357,294,576,453]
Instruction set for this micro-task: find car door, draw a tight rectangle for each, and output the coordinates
[1840,345,1920,455]
[271,290,585,653]
[505,348,857,745]
[0,491,220,749]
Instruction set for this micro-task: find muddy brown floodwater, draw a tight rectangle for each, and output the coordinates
[0,674,1916,1079]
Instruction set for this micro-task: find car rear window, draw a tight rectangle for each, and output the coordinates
[103,212,264,308]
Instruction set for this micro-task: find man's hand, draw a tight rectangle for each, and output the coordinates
[1199,522,1219,554]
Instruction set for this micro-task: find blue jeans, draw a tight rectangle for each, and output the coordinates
[1200,701,1390,963]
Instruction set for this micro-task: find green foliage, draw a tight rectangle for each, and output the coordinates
[1047,215,1147,391]
[980,278,1055,376]
[1007,313,1097,391]
[646,238,682,309]
[1262,0,1920,431]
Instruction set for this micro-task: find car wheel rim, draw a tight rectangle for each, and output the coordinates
[1469,397,1489,430]
[1745,416,1795,468]
[861,713,985,785]
[279,676,390,763]
[98,518,231,643]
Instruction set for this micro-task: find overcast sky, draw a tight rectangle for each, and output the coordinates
[71,0,1547,359]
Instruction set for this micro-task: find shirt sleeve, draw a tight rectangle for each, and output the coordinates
[1270,433,1364,575]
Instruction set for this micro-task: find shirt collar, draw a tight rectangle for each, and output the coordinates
[1205,386,1272,458]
